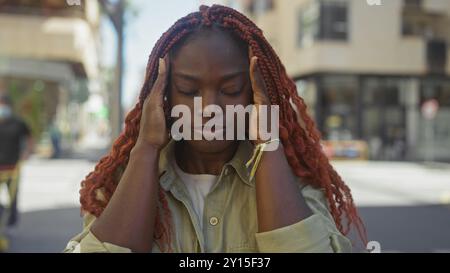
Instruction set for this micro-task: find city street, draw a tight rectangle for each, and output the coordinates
[2,157,450,253]
[333,161,450,252]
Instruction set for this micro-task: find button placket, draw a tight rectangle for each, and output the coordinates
[170,183,206,252]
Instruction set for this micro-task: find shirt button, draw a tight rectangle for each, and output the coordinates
[209,216,219,226]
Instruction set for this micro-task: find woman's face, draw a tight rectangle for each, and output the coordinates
[168,27,253,153]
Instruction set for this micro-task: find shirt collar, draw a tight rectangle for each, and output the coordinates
[226,140,254,187]
[158,140,254,191]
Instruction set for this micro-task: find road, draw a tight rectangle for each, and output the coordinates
[2,158,450,253]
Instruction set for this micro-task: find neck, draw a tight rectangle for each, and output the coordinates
[174,141,239,175]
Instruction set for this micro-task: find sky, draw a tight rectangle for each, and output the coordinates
[101,0,226,111]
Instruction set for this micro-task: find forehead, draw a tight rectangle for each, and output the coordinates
[170,27,248,76]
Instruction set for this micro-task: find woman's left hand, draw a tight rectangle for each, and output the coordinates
[249,51,272,145]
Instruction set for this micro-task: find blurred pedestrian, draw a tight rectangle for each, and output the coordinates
[49,120,61,159]
[0,94,34,226]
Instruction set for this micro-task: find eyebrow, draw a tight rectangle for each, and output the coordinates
[173,71,247,82]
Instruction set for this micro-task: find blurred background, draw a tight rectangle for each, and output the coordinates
[0,0,449,253]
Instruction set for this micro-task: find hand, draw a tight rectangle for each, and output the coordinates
[249,51,271,145]
[136,56,170,151]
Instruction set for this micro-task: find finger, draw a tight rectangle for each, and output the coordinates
[249,56,261,92]
[249,56,269,104]
[149,57,169,102]
[248,46,254,59]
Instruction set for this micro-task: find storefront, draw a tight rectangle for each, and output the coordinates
[296,74,450,162]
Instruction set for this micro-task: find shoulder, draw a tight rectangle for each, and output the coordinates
[299,183,355,251]
[297,180,345,233]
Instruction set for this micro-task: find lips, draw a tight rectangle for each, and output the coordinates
[193,126,225,139]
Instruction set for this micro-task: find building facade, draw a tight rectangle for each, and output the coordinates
[239,0,450,161]
[0,0,107,154]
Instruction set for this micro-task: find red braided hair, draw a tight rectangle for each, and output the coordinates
[79,5,367,252]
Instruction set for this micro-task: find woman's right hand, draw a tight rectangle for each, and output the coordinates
[91,57,169,252]
[136,56,170,151]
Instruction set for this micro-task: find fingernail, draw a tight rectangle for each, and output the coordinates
[158,58,164,74]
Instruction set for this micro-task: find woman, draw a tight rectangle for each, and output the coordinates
[64,5,366,253]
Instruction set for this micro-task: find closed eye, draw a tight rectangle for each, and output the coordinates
[178,89,198,96]
[221,89,242,96]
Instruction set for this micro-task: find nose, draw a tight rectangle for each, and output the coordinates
[194,89,222,126]
[201,88,219,112]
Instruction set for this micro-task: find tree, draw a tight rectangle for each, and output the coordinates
[98,0,125,139]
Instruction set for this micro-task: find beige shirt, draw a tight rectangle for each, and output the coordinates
[64,140,353,253]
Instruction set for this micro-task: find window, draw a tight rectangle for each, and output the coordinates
[421,80,450,107]
[401,0,439,38]
[427,39,447,75]
[320,76,358,140]
[404,0,423,9]
[361,78,408,160]
[298,2,320,47]
[255,0,274,14]
[319,1,348,40]
[419,79,450,161]
[243,0,274,16]
[298,0,348,47]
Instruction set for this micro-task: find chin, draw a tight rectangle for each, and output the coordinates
[185,139,236,154]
